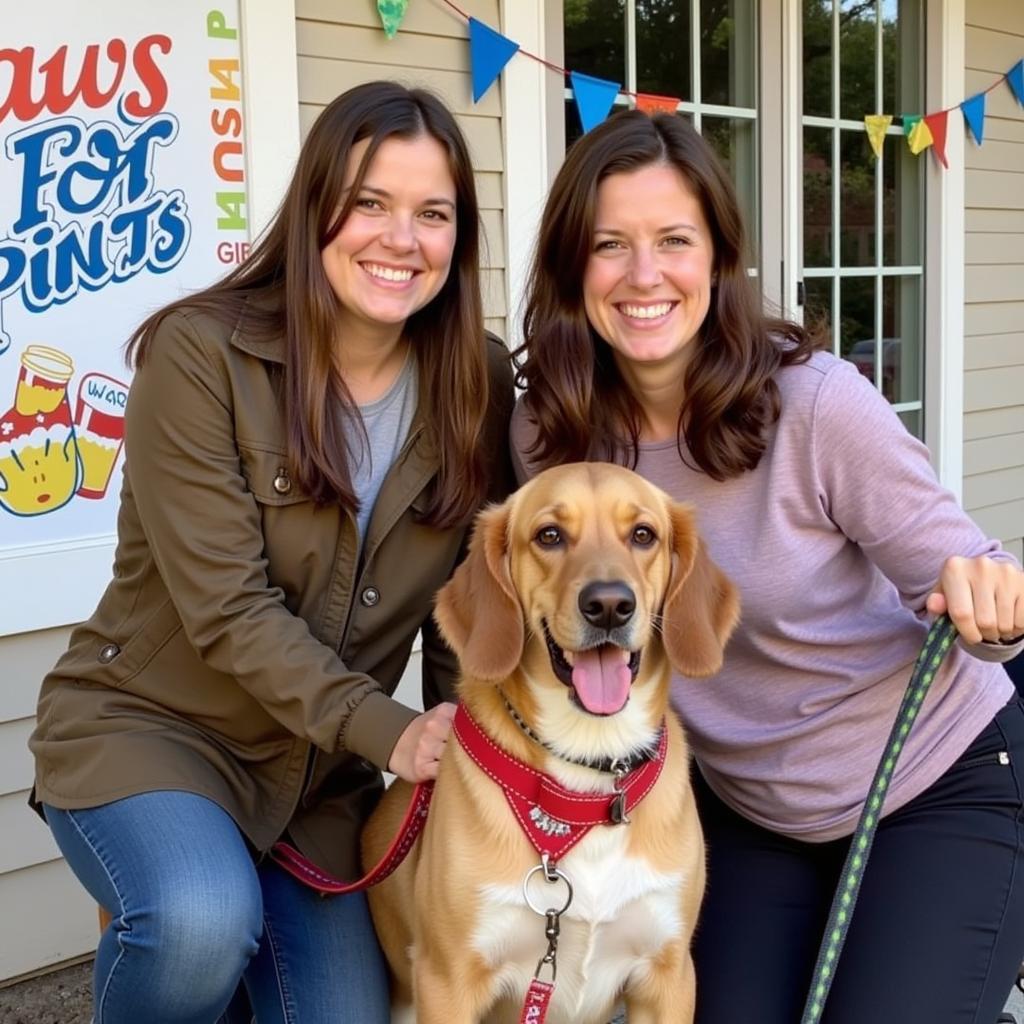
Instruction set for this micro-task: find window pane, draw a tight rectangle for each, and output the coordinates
[804,278,834,348]
[897,409,921,437]
[839,128,875,267]
[803,0,832,117]
[637,0,690,100]
[839,0,877,123]
[839,277,875,368]
[564,0,626,86]
[882,122,922,266]
[703,116,759,264]
[701,0,756,107]
[804,127,832,267]
[881,275,921,405]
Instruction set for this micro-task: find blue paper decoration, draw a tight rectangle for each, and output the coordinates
[469,17,519,103]
[960,93,986,145]
[570,71,621,134]
[1008,60,1024,106]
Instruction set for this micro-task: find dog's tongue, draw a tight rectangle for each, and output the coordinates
[570,645,632,715]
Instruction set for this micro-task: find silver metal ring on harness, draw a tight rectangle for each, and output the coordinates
[522,863,574,917]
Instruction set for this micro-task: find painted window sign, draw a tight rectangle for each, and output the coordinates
[0,3,247,546]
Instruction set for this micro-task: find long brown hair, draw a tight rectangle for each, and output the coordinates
[127,81,489,526]
[514,109,820,479]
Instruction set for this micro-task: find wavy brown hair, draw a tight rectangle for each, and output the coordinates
[127,81,489,526]
[514,109,820,479]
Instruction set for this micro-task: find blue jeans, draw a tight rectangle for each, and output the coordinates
[43,791,390,1024]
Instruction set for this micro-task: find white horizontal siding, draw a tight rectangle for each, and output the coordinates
[0,860,97,983]
[963,3,1024,555]
[0,625,96,983]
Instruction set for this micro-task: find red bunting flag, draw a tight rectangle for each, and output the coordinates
[923,111,949,168]
[636,93,680,115]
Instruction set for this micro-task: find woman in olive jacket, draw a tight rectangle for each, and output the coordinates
[29,82,514,1024]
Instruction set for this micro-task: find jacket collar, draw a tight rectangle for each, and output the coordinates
[227,295,286,364]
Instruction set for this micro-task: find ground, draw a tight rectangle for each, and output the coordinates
[0,960,1020,1022]
[0,962,91,1024]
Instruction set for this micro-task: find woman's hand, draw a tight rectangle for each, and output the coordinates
[387,702,457,783]
[926,556,1024,645]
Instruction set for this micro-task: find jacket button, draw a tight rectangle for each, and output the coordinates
[273,469,291,495]
[98,643,121,664]
[360,587,380,607]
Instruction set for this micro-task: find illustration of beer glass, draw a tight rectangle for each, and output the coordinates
[73,372,129,499]
[0,345,82,517]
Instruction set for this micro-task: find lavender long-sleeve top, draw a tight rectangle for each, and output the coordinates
[512,351,1021,842]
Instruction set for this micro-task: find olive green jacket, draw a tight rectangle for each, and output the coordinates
[30,306,514,879]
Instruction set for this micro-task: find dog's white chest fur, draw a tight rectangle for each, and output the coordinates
[471,826,688,1024]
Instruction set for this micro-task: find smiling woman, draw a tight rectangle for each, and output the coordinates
[513,108,1024,1024]
[28,81,515,1024]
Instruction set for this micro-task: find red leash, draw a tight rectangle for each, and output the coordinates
[269,779,434,893]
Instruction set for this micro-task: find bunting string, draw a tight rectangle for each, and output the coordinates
[378,0,1024,164]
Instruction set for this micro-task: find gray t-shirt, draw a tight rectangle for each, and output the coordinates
[350,353,417,541]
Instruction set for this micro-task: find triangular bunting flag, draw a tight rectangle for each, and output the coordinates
[468,17,519,103]
[570,71,621,133]
[923,111,949,168]
[960,93,986,145]
[864,114,892,159]
[376,0,408,39]
[902,114,922,137]
[1008,59,1024,106]
[907,117,933,155]
[636,93,680,115]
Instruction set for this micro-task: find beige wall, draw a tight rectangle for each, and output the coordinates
[963,0,1024,562]
[295,0,508,341]
[0,625,98,983]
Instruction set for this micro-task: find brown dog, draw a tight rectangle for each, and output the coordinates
[362,462,738,1024]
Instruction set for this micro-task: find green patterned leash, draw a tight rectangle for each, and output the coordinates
[799,613,959,1024]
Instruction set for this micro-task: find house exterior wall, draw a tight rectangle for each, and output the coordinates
[962,0,1024,562]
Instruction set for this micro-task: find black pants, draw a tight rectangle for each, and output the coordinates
[693,696,1024,1024]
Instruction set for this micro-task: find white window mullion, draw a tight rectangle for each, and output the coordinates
[625,0,637,96]
[691,0,702,132]
[874,0,885,391]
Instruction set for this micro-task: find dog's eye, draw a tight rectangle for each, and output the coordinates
[631,524,657,547]
[535,525,563,547]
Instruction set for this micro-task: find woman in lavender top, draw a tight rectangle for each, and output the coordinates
[511,109,1024,1024]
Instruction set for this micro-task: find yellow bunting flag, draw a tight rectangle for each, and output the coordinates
[907,117,934,155]
[864,115,892,158]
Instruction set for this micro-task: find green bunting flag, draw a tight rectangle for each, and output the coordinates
[376,0,408,39]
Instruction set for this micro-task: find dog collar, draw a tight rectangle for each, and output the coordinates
[499,690,662,775]
[452,703,667,862]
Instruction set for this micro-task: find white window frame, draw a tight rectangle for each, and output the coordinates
[1,0,300,637]
[772,0,965,494]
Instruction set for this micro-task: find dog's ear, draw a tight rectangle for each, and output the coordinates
[434,500,525,681]
[661,502,739,677]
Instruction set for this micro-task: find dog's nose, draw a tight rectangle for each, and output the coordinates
[578,581,636,630]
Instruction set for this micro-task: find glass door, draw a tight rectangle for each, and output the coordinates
[800,0,926,435]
